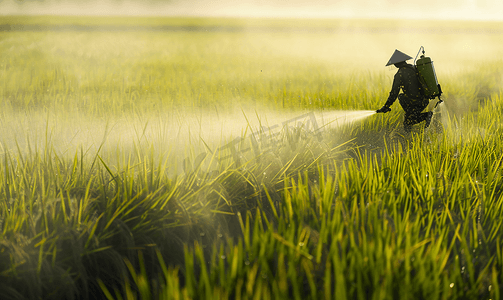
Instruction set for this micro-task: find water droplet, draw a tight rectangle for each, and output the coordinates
[218,234,223,238]
[261,273,268,279]
[220,255,226,259]
[488,285,492,291]
[450,283,454,288]
[298,242,305,247]
[461,266,465,273]
[200,232,205,237]
[245,260,250,265]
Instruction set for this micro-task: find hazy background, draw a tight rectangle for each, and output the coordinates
[1,0,502,21]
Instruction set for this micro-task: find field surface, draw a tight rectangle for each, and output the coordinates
[1,16,503,299]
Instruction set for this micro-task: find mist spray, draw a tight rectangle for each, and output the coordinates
[316,110,376,129]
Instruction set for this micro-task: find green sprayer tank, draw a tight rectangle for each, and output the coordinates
[414,46,443,101]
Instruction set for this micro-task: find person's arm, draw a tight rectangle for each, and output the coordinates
[377,71,401,113]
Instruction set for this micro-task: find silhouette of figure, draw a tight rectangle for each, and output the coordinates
[376,49,433,132]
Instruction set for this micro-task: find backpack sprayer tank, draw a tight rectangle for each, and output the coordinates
[414,46,443,106]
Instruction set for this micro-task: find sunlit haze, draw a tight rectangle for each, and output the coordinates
[1,0,502,21]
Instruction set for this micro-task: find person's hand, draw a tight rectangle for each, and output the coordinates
[376,106,391,113]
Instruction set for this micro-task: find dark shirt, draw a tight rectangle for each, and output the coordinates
[385,63,423,107]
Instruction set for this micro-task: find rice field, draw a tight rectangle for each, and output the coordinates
[1,16,503,299]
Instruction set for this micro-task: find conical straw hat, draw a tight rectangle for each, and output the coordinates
[385,49,413,66]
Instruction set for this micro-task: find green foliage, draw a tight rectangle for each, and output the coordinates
[1,16,503,299]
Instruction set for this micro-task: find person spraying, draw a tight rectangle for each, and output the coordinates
[376,48,439,132]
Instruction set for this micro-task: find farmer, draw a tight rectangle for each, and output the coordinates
[376,49,433,132]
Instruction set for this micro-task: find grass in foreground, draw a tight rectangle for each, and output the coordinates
[2,92,503,299]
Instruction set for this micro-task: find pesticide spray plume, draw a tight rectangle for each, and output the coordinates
[0,107,378,178]
[0,108,377,155]
[316,110,377,129]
